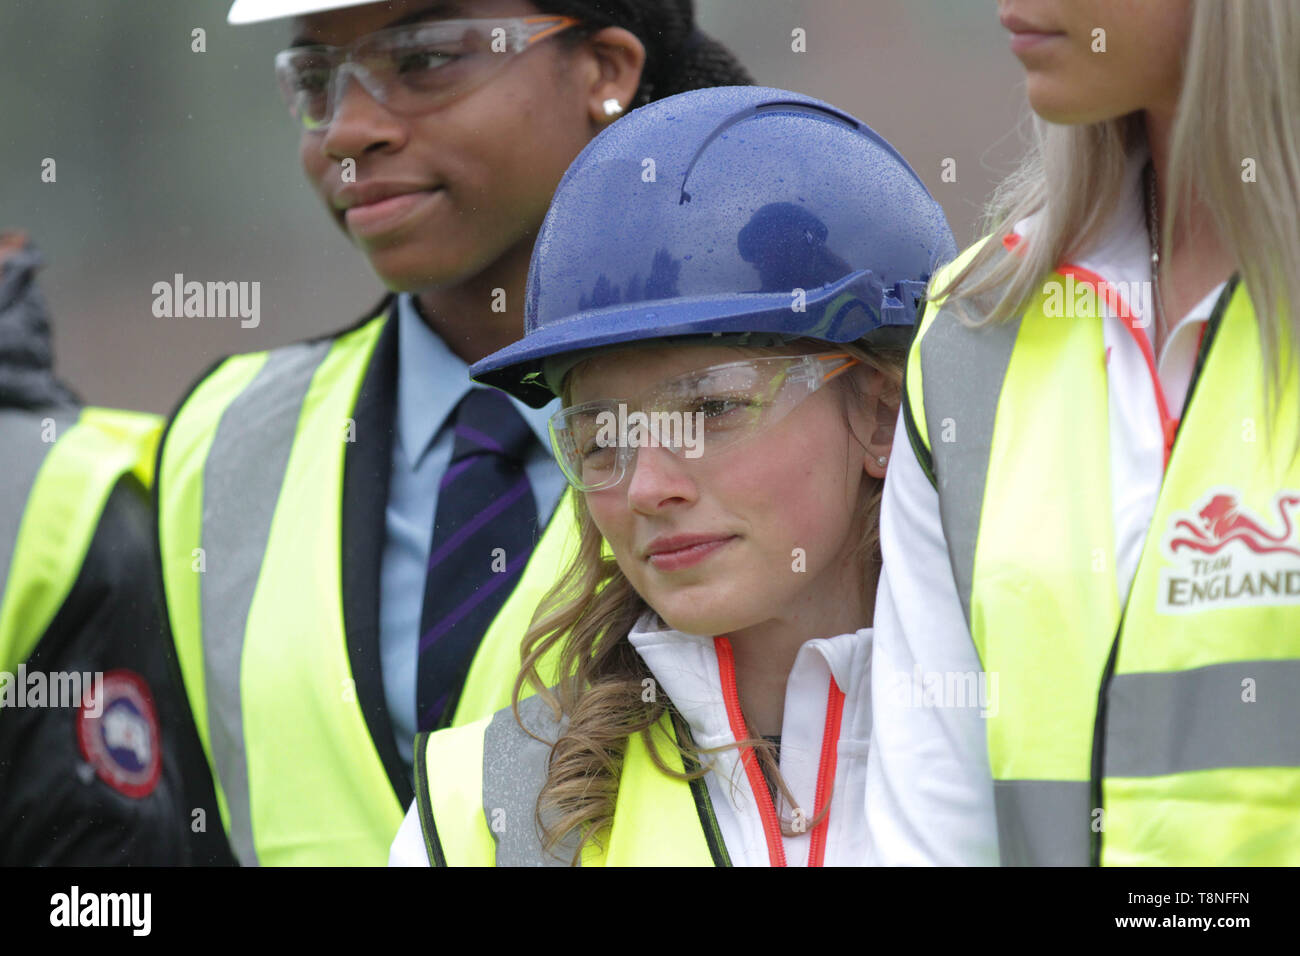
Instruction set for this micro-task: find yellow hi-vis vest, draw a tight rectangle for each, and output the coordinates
[157,308,577,866]
[905,240,1300,866]
[1,407,162,675]
[414,693,727,866]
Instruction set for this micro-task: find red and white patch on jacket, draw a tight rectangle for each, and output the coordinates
[76,669,161,798]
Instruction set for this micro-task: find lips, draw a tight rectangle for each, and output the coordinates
[999,12,1066,53]
[643,533,738,572]
[1007,30,1064,55]
[335,184,445,239]
[333,180,443,211]
[999,12,1061,35]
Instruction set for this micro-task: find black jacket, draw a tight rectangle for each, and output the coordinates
[0,466,231,865]
[0,239,233,865]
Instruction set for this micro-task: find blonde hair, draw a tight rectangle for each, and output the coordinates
[511,338,904,863]
[936,0,1300,422]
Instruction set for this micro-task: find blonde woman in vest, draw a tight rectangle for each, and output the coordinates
[867,0,1300,866]
[387,86,956,865]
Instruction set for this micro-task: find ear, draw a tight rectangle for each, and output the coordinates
[854,366,901,481]
[576,27,646,127]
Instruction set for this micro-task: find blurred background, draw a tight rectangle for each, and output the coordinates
[1,0,1028,414]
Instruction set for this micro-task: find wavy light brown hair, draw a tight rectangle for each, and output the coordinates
[510,338,904,863]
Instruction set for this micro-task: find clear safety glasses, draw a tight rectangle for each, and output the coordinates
[549,353,860,492]
[275,16,582,131]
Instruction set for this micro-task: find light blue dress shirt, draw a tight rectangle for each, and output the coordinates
[381,293,565,770]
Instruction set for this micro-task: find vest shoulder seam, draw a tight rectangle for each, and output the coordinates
[167,298,394,428]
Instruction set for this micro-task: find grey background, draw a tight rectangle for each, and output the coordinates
[0,0,1027,414]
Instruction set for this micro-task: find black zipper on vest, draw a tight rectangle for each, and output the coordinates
[901,295,938,489]
[1088,621,1124,867]
[686,770,733,867]
[1087,275,1238,866]
[412,730,449,867]
[674,712,732,867]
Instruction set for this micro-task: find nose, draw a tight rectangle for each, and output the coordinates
[319,66,406,159]
[624,444,696,514]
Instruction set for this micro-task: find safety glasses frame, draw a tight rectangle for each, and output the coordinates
[548,352,861,492]
[274,15,583,131]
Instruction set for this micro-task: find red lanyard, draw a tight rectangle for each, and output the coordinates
[1058,263,1182,470]
[1005,232,1199,473]
[713,636,846,867]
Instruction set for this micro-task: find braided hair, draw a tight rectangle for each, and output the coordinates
[537,0,754,108]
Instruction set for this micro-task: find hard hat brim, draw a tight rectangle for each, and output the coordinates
[470,273,916,408]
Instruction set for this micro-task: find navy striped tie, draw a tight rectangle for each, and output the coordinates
[416,388,539,731]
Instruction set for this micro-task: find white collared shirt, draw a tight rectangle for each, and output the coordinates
[627,611,873,867]
[380,295,564,770]
[865,146,1228,865]
[389,610,874,866]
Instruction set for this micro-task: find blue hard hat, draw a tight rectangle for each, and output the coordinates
[470,85,956,407]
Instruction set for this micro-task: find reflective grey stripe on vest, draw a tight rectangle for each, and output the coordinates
[917,306,1021,630]
[994,779,1091,866]
[1106,659,1300,777]
[481,693,581,867]
[199,341,332,866]
[918,308,1082,865]
[0,409,78,614]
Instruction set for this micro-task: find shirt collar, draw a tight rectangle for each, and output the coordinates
[395,292,557,465]
[625,609,873,746]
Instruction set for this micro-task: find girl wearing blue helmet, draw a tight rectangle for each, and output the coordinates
[390,86,955,866]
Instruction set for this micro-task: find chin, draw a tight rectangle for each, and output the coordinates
[657,610,734,637]
[652,595,762,639]
[362,249,469,293]
[1025,78,1116,126]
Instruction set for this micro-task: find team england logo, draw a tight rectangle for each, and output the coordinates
[1158,489,1300,613]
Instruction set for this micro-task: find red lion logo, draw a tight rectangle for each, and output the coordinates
[1170,493,1300,557]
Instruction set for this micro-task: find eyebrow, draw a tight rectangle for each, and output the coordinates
[290,1,467,47]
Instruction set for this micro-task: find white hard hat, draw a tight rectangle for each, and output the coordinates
[228,0,391,25]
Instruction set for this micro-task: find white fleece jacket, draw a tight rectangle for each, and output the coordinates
[627,610,873,867]
[389,609,873,866]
